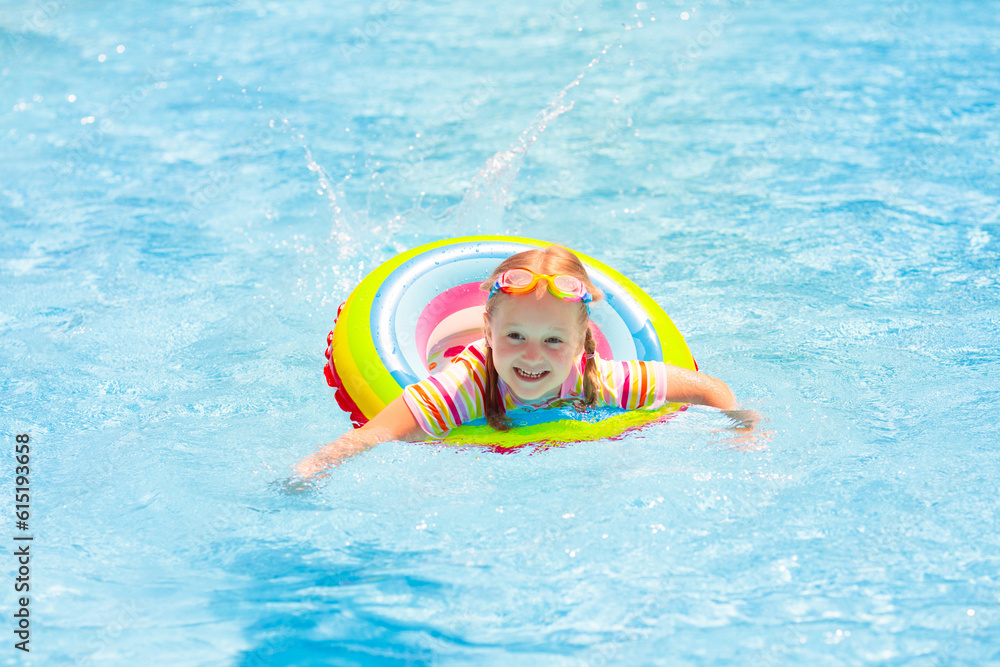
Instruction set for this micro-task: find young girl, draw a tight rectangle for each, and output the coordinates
[296,246,753,479]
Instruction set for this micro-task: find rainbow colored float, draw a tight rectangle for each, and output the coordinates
[324,235,697,447]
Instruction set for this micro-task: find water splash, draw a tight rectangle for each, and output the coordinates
[300,140,406,262]
[302,145,360,257]
[452,43,620,233]
[295,41,620,243]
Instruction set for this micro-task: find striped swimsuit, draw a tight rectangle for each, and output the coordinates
[402,339,670,438]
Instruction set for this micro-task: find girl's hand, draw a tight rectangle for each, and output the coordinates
[717,408,771,451]
[290,395,428,484]
[293,437,372,481]
[723,408,762,430]
[275,442,360,493]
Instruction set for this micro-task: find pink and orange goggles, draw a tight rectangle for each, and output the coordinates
[488,268,593,304]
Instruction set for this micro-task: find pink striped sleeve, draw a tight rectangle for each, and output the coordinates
[592,357,669,411]
[402,343,488,437]
[628,360,669,409]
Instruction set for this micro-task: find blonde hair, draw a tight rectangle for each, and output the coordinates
[479,245,605,431]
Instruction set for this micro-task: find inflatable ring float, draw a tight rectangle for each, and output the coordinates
[324,235,698,447]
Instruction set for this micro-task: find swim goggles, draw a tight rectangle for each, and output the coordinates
[488,268,593,304]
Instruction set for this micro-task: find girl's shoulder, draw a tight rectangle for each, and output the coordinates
[403,338,490,437]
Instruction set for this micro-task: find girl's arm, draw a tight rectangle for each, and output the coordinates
[294,395,428,480]
[663,365,737,409]
[663,365,760,428]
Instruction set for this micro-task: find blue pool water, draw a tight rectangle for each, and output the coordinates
[2,0,999,664]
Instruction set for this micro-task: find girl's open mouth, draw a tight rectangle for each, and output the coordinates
[514,367,549,382]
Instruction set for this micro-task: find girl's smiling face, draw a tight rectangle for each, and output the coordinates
[483,290,586,403]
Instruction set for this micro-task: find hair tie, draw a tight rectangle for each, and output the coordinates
[584,352,595,360]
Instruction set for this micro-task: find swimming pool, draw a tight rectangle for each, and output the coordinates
[2,0,998,664]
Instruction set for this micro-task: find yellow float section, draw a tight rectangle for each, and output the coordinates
[329,235,696,447]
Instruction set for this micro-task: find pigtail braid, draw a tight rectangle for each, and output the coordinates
[483,345,512,431]
[582,327,600,406]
